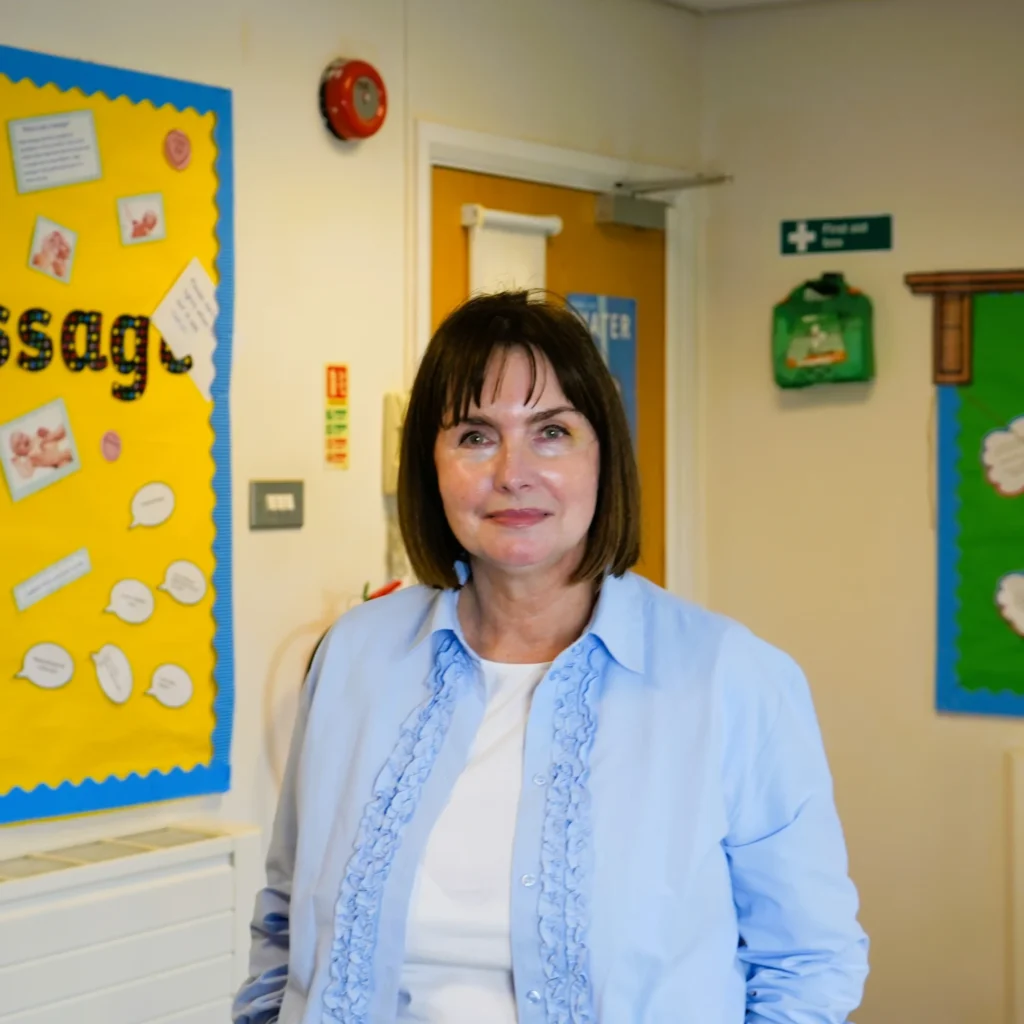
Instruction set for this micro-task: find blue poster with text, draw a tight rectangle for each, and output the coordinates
[567,293,637,444]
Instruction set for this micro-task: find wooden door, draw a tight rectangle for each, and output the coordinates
[431,167,666,585]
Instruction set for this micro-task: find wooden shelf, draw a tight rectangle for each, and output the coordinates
[904,270,1024,385]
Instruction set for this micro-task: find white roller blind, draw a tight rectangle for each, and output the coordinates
[461,203,563,295]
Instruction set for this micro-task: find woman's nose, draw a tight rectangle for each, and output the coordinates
[493,440,532,491]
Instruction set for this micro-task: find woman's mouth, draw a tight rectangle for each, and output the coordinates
[485,509,551,527]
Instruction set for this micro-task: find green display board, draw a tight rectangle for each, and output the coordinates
[938,293,1024,714]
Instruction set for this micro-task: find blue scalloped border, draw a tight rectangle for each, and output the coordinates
[0,43,228,113]
[936,384,1024,716]
[0,44,235,824]
[936,385,962,712]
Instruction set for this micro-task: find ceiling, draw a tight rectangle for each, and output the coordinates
[664,0,839,12]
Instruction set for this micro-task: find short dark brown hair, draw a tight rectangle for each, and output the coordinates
[398,290,640,590]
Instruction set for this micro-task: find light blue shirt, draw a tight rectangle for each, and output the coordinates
[234,571,868,1024]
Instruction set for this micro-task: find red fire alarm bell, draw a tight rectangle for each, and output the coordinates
[320,58,387,141]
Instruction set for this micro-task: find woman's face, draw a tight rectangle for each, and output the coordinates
[434,346,600,580]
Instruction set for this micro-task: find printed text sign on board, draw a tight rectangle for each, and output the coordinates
[8,110,103,193]
[781,215,893,256]
[566,294,637,445]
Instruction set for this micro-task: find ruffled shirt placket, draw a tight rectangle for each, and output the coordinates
[321,631,605,1024]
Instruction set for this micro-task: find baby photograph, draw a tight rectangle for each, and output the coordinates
[28,216,77,283]
[117,192,167,246]
[0,397,82,502]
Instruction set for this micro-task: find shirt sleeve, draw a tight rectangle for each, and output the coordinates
[232,633,328,1024]
[721,629,869,1024]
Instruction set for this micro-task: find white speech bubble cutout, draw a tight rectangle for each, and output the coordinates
[91,644,134,705]
[997,573,1024,637]
[146,664,194,709]
[130,481,175,529]
[982,418,1024,497]
[16,643,74,689]
[158,560,208,606]
[105,579,155,625]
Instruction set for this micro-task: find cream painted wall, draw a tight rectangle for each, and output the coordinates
[406,0,702,169]
[0,0,701,863]
[700,0,1024,1021]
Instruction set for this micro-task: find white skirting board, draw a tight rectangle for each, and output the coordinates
[0,822,261,1024]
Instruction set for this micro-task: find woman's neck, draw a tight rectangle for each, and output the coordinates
[457,559,598,664]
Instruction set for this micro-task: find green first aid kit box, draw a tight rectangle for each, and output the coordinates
[772,273,874,388]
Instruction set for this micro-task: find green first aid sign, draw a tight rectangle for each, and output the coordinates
[781,215,892,256]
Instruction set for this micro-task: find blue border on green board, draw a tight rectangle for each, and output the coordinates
[0,44,235,824]
[936,385,1023,717]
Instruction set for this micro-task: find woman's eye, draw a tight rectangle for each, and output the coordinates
[458,430,488,446]
[540,424,569,440]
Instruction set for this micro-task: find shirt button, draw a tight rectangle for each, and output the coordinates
[532,773,547,786]
[521,873,537,888]
[526,989,542,1004]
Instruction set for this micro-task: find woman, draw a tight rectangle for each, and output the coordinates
[234,292,868,1024]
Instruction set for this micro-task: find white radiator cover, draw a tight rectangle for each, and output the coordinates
[0,823,261,1024]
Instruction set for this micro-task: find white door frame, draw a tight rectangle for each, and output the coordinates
[412,121,703,603]
[1012,749,1024,1024]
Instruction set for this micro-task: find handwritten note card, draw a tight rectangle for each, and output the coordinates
[152,258,219,401]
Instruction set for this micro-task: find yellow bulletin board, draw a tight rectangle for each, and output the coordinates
[0,45,234,824]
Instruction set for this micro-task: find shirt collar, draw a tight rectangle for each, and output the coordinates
[413,584,464,652]
[587,572,645,674]
[413,569,645,676]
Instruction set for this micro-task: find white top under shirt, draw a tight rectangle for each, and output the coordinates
[398,658,550,1023]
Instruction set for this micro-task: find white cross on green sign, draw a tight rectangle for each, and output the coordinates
[781,215,892,256]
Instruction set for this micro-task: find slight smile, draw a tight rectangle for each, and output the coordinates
[485,509,552,527]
